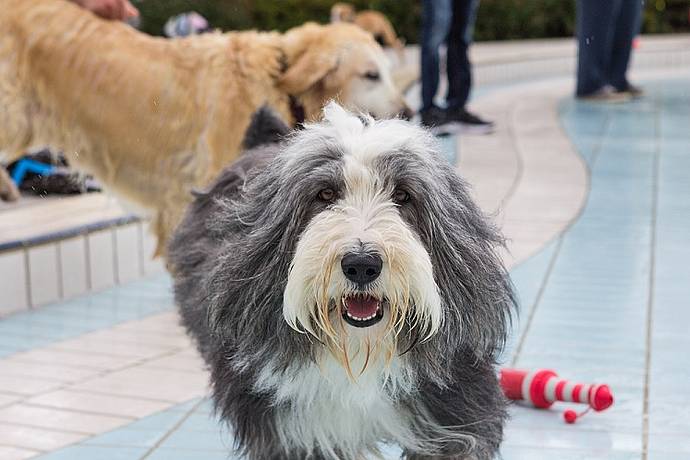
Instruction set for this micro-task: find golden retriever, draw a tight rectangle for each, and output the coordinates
[0,0,411,256]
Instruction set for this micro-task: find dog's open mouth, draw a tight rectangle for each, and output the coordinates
[342,294,384,327]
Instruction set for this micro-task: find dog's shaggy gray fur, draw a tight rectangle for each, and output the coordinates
[169,105,516,460]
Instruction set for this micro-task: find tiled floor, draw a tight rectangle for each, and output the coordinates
[1,77,689,459]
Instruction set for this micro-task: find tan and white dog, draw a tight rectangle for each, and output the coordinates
[0,0,411,256]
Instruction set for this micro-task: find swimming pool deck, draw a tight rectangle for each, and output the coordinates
[1,58,689,459]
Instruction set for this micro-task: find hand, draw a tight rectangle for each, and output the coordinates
[73,0,139,21]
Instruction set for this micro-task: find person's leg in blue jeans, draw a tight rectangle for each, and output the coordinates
[446,0,478,111]
[608,0,643,92]
[421,0,492,133]
[420,0,452,112]
[576,0,620,96]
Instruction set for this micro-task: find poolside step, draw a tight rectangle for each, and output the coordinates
[0,193,164,316]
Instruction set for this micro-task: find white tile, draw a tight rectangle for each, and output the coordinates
[115,224,142,284]
[73,366,208,402]
[0,374,63,395]
[27,244,60,307]
[0,404,130,434]
[0,360,97,383]
[87,230,115,291]
[0,250,29,315]
[8,348,139,371]
[59,236,88,299]
[26,390,171,418]
[0,422,87,451]
[0,445,40,460]
[141,222,165,275]
[0,393,23,408]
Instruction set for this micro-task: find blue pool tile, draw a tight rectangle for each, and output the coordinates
[168,398,204,413]
[648,453,690,460]
[145,448,232,460]
[176,412,223,431]
[500,446,641,460]
[195,398,216,414]
[83,428,165,448]
[158,429,231,451]
[0,274,172,355]
[36,446,147,460]
[503,426,641,452]
[648,433,690,455]
[123,408,189,432]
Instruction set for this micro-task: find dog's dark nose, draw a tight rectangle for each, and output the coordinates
[341,252,383,285]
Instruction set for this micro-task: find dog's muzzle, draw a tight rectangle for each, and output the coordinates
[340,252,385,327]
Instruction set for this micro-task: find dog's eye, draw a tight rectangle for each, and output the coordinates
[392,188,410,204]
[363,71,380,81]
[318,188,336,202]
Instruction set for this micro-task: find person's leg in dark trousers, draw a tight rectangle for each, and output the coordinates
[446,0,478,111]
[576,0,620,96]
[420,0,453,112]
[608,0,643,91]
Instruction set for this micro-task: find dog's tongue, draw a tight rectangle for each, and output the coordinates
[345,295,379,319]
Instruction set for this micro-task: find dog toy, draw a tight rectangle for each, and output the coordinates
[10,158,54,186]
[499,368,614,424]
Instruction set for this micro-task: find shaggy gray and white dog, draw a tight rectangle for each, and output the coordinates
[169,103,516,460]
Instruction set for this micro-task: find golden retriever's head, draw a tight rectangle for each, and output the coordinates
[279,23,412,121]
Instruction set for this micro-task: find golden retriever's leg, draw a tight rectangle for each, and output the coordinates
[0,58,33,187]
[0,71,32,150]
[151,203,186,260]
[0,166,20,201]
[0,79,27,203]
[151,211,167,259]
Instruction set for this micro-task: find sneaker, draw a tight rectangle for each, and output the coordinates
[617,83,644,99]
[446,108,495,135]
[577,85,632,103]
[420,106,460,136]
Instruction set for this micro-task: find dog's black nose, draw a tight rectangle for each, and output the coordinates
[341,252,383,285]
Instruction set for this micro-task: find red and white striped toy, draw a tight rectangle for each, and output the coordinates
[499,368,614,424]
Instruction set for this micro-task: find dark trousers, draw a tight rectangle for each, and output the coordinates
[576,0,643,96]
[421,0,479,112]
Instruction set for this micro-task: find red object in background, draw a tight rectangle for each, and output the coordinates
[633,37,641,49]
[499,368,614,424]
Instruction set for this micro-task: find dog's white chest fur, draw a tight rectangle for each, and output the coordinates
[254,352,418,458]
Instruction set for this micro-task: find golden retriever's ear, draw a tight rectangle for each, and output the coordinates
[279,51,340,95]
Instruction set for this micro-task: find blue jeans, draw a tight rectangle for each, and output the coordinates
[576,0,643,96]
[421,0,479,112]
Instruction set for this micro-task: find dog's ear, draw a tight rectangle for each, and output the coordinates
[409,157,516,360]
[279,51,340,95]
